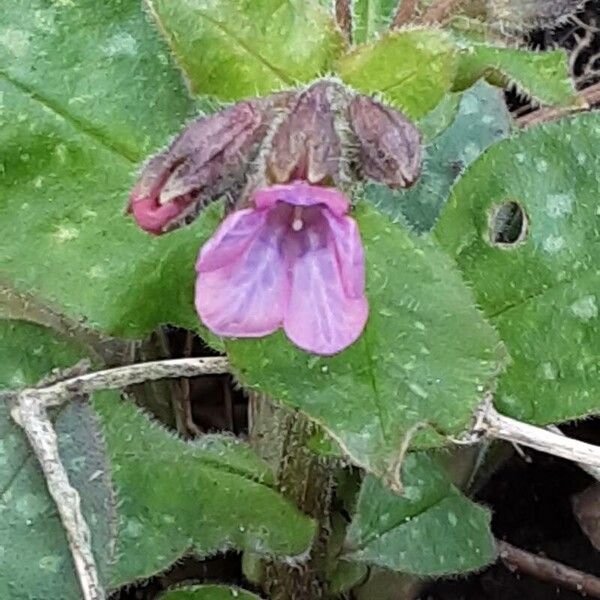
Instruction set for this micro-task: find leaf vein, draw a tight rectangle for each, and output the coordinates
[0,71,137,164]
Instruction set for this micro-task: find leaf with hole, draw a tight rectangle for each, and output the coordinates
[342,452,496,575]
[145,0,344,100]
[434,113,600,425]
[367,80,512,232]
[0,320,316,595]
[223,203,506,486]
[336,29,458,119]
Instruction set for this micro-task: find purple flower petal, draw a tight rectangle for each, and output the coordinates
[197,208,267,272]
[253,182,349,216]
[284,244,368,355]
[323,213,366,299]
[195,216,288,337]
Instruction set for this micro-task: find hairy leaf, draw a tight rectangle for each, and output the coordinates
[434,113,600,424]
[224,204,506,485]
[337,29,458,119]
[368,80,511,232]
[343,452,495,575]
[0,0,196,162]
[0,0,226,341]
[0,321,315,595]
[0,68,212,339]
[97,391,315,586]
[454,42,576,106]
[146,0,344,100]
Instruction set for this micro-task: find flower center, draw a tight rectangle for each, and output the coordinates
[291,206,304,231]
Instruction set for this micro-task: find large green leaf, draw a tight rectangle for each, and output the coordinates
[368,80,511,232]
[0,321,115,600]
[0,0,196,162]
[0,320,316,596]
[146,0,344,100]
[225,204,506,486]
[0,69,209,338]
[343,452,495,575]
[159,585,263,600]
[0,0,225,340]
[97,391,315,586]
[352,0,398,45]
[454,42,576,107]
[336,29,458,119]
[434,113,600,424]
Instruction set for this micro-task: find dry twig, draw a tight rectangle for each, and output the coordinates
[29,357,230,407]
[421,0,466,23]
[498,540,600,598]
[547,425,600,481]
[335,0,353,43]
[392,0,419,28]
[9,391,105,600]
[517,81,600,128]
[474,400,600,471]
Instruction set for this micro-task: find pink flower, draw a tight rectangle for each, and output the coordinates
[195,181,368,355]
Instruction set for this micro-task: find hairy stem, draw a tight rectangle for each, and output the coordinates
[249,394,335,600]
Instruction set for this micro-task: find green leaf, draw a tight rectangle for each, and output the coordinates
[417,92,461,143]
[0,0,231,342]
[159,585,263,600]
[352,0,398,45]
[0,0,197,162]
[0,321,116,600]
[225,204,506,486]
[96,390,315,587]
[454,42,577,106]
[0,72,223,341]
[336,29,458,119]
[146,0,344,100]
[0,320,316,594]
[343,452,496,575]
[368,80,512,232]
[434,112,600,425]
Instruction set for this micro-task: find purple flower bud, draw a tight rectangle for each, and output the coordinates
[267,81,344,186]
[129,94,292,234]
[348,95,422,189]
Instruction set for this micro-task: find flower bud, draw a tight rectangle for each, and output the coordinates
[348,95,422,189]
[267,80,344,186]
[129,94,292,234]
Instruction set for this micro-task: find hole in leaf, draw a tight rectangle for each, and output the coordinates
[489,201,528,246]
